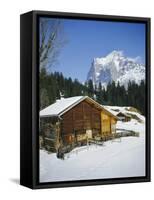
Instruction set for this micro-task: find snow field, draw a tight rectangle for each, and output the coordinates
[40,120,145,182]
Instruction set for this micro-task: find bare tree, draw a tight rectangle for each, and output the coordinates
[39,18,66,70]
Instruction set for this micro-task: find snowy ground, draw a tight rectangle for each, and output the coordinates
[40,114,145,182]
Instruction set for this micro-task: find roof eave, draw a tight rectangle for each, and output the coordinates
[59,96,86,116]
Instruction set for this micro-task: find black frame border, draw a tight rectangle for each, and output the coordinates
[20,10,151,189]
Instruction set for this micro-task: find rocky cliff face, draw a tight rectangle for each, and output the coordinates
[87,51,145,88]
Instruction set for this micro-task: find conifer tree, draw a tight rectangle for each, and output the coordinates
[96,82,103,104]
[87,79,94,98]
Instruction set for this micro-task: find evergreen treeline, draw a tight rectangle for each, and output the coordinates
[40,68,146,115]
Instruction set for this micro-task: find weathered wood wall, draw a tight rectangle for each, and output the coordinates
[40,117,61,152]
[111,117,117,134]
[101,112,111,135]
[101,112,117,138]
[61,100,101,144]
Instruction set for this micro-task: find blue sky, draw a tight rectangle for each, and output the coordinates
[43,18,146,82]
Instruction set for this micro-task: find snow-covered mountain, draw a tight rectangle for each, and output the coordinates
[87,51,145,88]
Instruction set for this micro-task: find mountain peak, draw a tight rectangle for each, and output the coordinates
[106,50,123,58]
[87,51,145,88]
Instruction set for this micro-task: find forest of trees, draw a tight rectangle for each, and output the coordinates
[40,68,146,115]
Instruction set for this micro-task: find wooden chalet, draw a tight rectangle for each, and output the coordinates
[40,96,118,153]
[117,112,131,122]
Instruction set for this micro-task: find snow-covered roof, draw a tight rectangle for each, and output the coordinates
[40,96,86,117]
[40,96,118,119]
[103,106,119,117]
[117,112,131,117]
